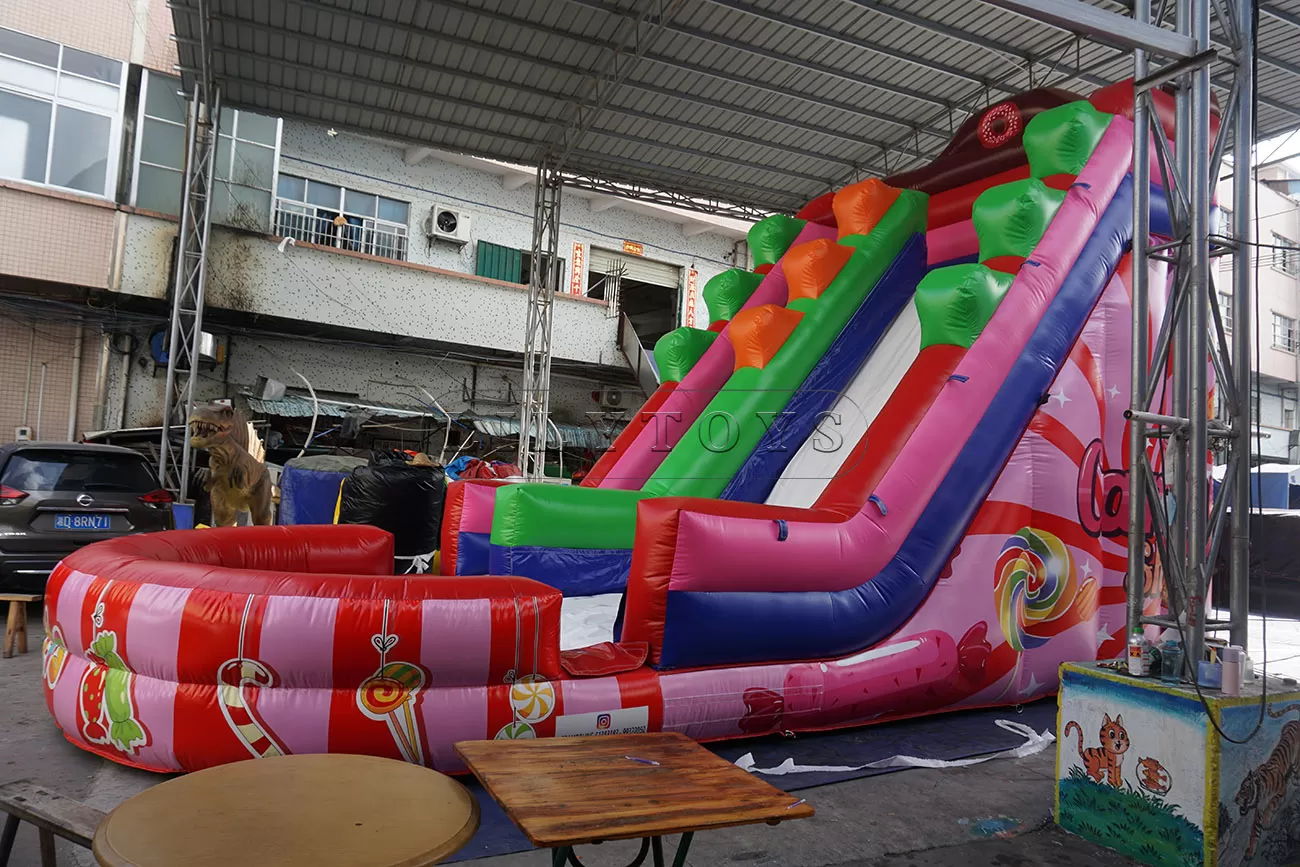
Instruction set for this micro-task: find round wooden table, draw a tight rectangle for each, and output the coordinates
[93,754,479,867]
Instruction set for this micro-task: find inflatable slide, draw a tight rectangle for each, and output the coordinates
[43,86,1185,773]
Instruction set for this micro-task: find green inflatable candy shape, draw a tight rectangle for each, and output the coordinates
[1023,101,1114,179]
[974,179,1067,263]
[749,214,807,270]
[654,327,718,383]
[914,264,1015,350]
[702,269,764,324]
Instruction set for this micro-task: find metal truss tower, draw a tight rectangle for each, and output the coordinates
[516,0,686,478]
[1122,0,1255,664]
[158,0,219,501]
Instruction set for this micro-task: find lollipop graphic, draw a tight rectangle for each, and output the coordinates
[994,527,1098,695]
[509,674,556,724]
[356,601,428,765]
[358,660,426,764]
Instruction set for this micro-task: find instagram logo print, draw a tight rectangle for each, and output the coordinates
[596,713,612,730]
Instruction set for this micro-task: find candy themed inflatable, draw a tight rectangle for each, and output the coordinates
[47,83,1197,773]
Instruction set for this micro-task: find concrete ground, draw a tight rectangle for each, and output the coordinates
[20,602,1296,866]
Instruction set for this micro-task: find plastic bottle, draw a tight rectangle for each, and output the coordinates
[1160,638,1184,685]
[1128,629,1153,676]
[1222,646,1242,696]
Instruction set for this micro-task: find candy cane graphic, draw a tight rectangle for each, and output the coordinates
[217,595,287,759]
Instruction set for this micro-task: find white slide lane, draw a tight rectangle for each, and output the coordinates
[765,303,923,508]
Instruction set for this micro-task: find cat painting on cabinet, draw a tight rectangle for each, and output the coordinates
[1064,713,1130,788]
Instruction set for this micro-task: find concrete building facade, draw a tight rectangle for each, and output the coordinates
[0,4,748,464]
[1218,164,1300,463]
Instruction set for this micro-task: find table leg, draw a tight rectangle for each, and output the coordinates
[551,838,654,866]
[669,832,694,867]
[0,815,19,867]
[38,828,55,867]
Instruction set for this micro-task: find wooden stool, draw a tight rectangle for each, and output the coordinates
[2,594,41,659]
[0,780,106,867]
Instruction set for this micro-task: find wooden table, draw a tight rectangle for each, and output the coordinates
[93,754,479,867]
[456,732,813,867]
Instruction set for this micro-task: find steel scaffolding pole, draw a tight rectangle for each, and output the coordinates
[1126,0,1153,641]
[1229,0,1255,650]
[1186,0,1213,667]
[158,84,219,500]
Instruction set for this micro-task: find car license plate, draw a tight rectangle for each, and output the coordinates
[53,513,111,531]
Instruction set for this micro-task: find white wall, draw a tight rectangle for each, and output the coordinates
[118,213,627,368]
[277,122,740,325]
[1217,169,1300,383]
[117,119,748,365]
[106,331,623,431]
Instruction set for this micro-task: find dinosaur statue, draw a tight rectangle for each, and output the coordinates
[188,403,273,526]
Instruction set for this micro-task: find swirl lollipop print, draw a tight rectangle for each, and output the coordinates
[995,527,1099,651]
[994,527,1098,696]
[357,661,426,765]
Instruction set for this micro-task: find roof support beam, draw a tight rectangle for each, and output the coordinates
[861,1,1300,122]
[366,0,952,144]
[205,11,903,165]
[1262,5,1300,28]
[204,46,837,188]
[403,146,432,165]
[565,0,958,111]
[697,0,1004,95]
[232,80,808,209]
[977,0,1197,58]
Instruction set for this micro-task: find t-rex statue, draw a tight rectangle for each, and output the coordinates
[188,403,273,526]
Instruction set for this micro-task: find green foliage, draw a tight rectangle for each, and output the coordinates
[1059,771,1203,867]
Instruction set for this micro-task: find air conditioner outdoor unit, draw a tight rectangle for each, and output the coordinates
[597,387,624,409]
[425,206,471,245]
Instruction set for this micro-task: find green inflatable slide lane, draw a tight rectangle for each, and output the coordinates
[491,189,928,553]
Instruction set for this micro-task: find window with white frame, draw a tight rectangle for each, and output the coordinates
[0,27,124,197]
[1218,292,1233,333]
[274,175,410,261]
[1273,312,1297,352]
[213,104,279,230]
[132,70,186,213]
[133,71,280,227]
[1274,232,1300,277]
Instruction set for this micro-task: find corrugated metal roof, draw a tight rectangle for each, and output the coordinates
[244,394,445,420]
[172,0,1300,217]
[461,414,624,450]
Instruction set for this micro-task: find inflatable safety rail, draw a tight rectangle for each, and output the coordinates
[41,525,559,772]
